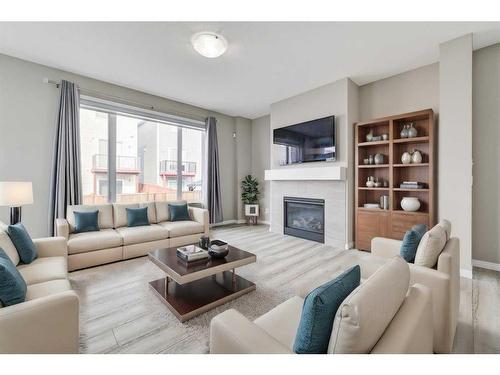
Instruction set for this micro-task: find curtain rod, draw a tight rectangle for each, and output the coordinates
[42,78,207,122]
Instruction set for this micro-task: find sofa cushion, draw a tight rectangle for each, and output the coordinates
[159,221,205,237]
[156,201,189,223]
[329,256,409,354]
[437,219,452,241]
[67,204,113,232]
[116,224,168,245]
[169,203,191,221]
[414,224,447,268]
[8,223,37,264]
[113,203,156,228]
[17,256,67,285]
[74,210,100,233]
[140,202,157,224]
[293,265,361,354]
[254,296,304,351]
[400,224,427,263]
[0,248,27,306]
[126,207,150,227]
[68,229,122,254]
[25,279,71,301]
[0,224,20,265]
[155,201,170,223]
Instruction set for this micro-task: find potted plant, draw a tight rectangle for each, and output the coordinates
[241,175,260,224]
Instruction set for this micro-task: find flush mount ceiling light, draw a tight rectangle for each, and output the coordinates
[191,32,227,58]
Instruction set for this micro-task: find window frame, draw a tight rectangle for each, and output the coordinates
[79,95,206,203]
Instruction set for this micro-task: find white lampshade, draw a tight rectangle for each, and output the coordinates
[0,182,33,207]
[191,32,228,58]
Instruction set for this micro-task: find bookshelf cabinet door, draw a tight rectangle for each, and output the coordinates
[356,211,389,251]
[390,212,429,240]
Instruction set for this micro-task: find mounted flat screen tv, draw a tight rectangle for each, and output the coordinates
[273,115,335,165]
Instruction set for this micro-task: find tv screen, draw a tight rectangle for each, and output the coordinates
[273,115,335,165]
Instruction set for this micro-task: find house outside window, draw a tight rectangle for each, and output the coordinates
[79,98,205,205]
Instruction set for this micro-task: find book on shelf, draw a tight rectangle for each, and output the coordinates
[399,181,427,189]
[176,245,209,262]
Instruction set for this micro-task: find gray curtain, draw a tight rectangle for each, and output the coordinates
[206,116,223,224]
[48,80,82,235]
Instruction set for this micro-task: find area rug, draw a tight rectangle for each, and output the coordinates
[71,224,356,353]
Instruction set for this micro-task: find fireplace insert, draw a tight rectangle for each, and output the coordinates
[283,196,325,243]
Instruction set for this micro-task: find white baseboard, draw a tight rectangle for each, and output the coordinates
[460,268,473,279]
[472,259,500,272]
[210,220,237,228]
[210,219,270,228]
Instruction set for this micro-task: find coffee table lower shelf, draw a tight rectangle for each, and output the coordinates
[149,270,256,322]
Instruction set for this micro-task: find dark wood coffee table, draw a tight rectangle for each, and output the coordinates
[148,244,256,322]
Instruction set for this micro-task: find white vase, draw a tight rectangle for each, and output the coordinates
[411,150,423,164]
[401,152,412,164]
[401,197,421,212]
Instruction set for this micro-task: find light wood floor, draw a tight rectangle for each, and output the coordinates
[69,224,498,354]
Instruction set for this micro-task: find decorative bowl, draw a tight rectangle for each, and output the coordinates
[363,203,380,209]
[208,240,229,259]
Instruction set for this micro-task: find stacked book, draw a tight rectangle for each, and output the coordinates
[399,181,427,189]
[176,245,209,262]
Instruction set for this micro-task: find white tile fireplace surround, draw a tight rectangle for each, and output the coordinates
[266,166,348,248]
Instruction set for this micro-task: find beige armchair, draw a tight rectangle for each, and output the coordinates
[210,256,433,354]
[0,233,79,353]
[371,236,460,353]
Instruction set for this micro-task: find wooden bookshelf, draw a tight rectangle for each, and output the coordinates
[354,109,436,251]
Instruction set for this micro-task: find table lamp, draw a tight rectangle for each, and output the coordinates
[0,182,34,225]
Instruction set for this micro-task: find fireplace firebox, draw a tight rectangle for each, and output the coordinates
[283,196,325,243]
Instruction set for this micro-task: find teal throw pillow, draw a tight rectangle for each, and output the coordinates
[7,223,37,264]
[400,224,428,263]
[126,207,150,227]
[169,203,190,221]
[0,248,27,306]
[74,210,100,233]
[293,265,361,354]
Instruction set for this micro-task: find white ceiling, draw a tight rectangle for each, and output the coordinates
[1,22,500,119]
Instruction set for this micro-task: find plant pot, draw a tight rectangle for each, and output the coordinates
[401,197,421,212]
[244,204,259,217]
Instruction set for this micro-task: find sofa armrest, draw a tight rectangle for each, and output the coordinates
[189,207,209,235]
[371,283,433,353]
[408,263,450,352]
[33,236,67,258]
[210,309,292,354]
[370,237,402,258]
[55,218,70,240]
[0,290,79,353]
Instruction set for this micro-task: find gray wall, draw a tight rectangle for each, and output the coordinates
[235,117,253,221]
[270,78,350,169]
[0,53,242,237]
[439,34,473,273]
[251,115,271,223]
[472,43,500,264]
[359,63,439,121]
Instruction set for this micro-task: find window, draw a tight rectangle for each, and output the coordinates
[80,108,108,204]
[79,97,206,205]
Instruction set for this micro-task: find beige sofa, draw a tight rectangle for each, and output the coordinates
[0,223,79,353]
[56,201,209,271]
[210,256,433,354]
[371,235,460,354]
